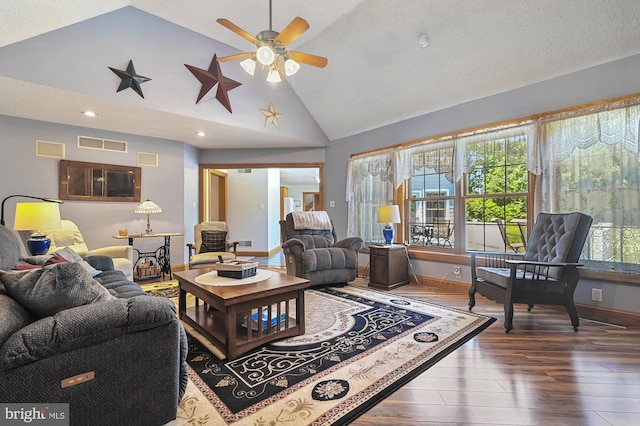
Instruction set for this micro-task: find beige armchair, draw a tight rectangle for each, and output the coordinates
[19,219,134,280]
[187,221,238,269]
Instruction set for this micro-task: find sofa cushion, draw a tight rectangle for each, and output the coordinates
[93,269,147,298]
[0,294,34,345]
[0,262,114,318]
[200,230,227,253]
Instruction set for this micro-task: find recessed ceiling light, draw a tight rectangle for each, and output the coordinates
[196,131,206,137]
[82,111,98,117]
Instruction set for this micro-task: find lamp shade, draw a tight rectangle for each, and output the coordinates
[377,205,401,224]
[13,202,62,231]
[135,199,162,234]
[135,199,162,214]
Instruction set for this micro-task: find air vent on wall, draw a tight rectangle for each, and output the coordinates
[36,140,65,158]
[137,152,158,167]
[237,240,253,247]
[237,169,252,173]
[78,136,127,152]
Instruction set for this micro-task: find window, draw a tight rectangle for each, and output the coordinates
[464,133,528,252]
[347,151,395,244]
[540,101,640,271]
[407,142,456,248]
[348,93,640,274]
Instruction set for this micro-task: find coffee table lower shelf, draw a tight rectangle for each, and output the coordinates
[181,299,302,360]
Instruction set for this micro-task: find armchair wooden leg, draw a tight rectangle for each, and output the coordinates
[503,302,514,333]
[566,301,580,332]
[468,287,476,311]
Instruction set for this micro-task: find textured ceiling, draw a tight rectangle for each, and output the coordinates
[1,0,640,149]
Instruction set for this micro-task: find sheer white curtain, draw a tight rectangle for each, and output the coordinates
[538,98,640,266]
[346,150,395,242]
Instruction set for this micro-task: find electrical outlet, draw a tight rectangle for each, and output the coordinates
[591,288,603,302]
[452,265,462,278]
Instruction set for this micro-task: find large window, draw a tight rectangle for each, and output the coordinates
[347,94,640,274]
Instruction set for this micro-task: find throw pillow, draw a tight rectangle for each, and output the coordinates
[200,230,227,253]
[54,246,101,277]
[0,262,114,319]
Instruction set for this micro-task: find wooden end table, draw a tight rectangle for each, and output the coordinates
[174,268,309,360]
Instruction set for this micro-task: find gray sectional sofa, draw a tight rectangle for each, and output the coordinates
[0,224,188,425]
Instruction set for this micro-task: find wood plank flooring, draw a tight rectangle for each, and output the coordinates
[346,279,640,426]
[168,253,640,425]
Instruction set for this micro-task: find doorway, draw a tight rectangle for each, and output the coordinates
[199,163,324,222]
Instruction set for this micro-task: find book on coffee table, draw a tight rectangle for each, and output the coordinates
[243,308,287,331]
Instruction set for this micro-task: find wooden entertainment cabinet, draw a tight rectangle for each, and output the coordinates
[368,244,409,290]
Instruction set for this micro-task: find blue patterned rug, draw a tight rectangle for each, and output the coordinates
[173,285,495,425]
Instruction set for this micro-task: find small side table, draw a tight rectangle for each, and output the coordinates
[113,232,183,281]
[368,244,409,290]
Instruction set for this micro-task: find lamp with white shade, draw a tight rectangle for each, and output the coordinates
[135,199,162,234]
[377,205,401,245]
[13,202,62,255]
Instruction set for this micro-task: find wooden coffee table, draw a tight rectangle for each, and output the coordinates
[175,268,309,360]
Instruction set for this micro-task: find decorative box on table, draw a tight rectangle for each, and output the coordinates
[216,260,258,279]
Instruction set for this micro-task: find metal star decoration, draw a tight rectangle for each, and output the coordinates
[260,103,283,129]
[108,60,151,98]
[184,54,241,113]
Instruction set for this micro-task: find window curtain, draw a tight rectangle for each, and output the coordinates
[396,123,537,184]
[346,150,395,242]
[397,139,460,184]
[538,98,640,266]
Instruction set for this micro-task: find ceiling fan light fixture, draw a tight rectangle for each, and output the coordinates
[256,46,276,66]
[266,68,282,83]
[284,59,300,76]
[240,58,256,75]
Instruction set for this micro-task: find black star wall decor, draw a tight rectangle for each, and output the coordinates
[108,60,151,98]
[184,54,241,113]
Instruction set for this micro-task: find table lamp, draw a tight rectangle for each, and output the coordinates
[135,199,162,234]
[378,205,401,245]
[13,202,62,255]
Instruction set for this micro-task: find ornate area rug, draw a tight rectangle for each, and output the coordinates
[163,284,495,426]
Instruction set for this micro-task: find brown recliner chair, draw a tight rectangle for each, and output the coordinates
[280,212,363,287]
[469,212,593,333]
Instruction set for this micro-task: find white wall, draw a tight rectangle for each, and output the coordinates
[225,169,268,253]
[267,169,281,251]
[0,116,189,268]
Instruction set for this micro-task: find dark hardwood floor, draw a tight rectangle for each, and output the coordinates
[166,252,640,425]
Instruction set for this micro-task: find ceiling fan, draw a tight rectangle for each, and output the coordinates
[216,0,328,82]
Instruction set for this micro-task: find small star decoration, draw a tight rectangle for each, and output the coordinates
[260,103,282,129]
[184,54,241,113]
[108,60,151,98]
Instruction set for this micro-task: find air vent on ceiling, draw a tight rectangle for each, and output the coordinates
[36,140,65,158]
[237,169,252,173]
[137,152,158,167]
[78,136,127,153]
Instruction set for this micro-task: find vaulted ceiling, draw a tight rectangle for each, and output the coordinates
[2,0,640,149]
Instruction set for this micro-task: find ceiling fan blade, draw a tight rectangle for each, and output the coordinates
[217,52,256,62]
[288,51,328,68]
[275,17,309,47]
[217,18,259,44]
